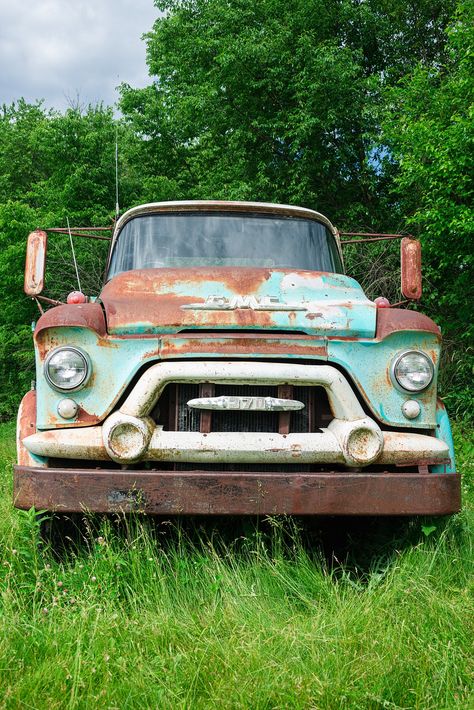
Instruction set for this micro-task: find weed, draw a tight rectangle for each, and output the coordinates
[0,422,472,709]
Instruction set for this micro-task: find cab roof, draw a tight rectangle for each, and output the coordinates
[113,200,337,241]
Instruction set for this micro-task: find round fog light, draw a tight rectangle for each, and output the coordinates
[103,413,154,463]
[346,426,383,465]
[57,398,78,419]
[402,400,421,420]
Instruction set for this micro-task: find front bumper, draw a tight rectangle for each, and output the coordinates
[13,466,461,515]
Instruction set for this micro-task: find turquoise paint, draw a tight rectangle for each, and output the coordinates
[35,329,328,429]
[104,270,377,338]
[36,324,441,432]
[432,402,456,473]
[34,274,444,434]
[35,327,159,430]
[328,332,440,428]
[30,450,47,466]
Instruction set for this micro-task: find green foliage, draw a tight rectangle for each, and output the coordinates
[118,0,472,414]
[382,0,474,329]
[381,0,474,418]
[0,422,473,708]
[0,201,39,418]
[120,0,455,226]
[0,104,139,418]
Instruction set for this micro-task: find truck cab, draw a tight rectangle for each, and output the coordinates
[15,201,460,515]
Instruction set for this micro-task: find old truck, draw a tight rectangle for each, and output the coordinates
[14,201,460,515]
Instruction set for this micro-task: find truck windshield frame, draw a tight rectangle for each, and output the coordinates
[107,212,343,280]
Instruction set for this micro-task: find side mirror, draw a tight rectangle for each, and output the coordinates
[24,230,48,296]
[401,237,422,300]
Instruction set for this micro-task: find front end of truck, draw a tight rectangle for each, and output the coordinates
[14,201,460,515]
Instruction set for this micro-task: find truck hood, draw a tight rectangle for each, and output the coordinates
[100,268,376,338]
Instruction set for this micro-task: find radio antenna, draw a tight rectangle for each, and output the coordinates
[67,217,82,293]
[115,127,120,219]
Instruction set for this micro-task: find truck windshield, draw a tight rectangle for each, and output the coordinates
[107,212,343,279]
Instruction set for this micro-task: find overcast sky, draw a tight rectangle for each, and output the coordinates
[0,0,160,112]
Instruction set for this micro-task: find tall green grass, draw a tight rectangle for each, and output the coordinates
[0,420,472,709]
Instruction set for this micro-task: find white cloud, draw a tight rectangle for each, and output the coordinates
[0,0,160,110]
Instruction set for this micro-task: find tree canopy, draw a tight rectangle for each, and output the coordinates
[120,0,455,225]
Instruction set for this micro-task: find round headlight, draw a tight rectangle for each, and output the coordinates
[45,347,90,391]
[393,351,434,392]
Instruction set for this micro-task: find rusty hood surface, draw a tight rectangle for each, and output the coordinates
[99,268,376,338]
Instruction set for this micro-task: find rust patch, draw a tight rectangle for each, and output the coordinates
[103,267,271,296]
[13,467,461,515]
[159,335,327,359]
[401,238,422,300]
[306,312,323,321]
[36,332,60,361]
[44,406,102,429]
[278,384,293,435]
[96,338,119,349]
[16,390,38,466]
[100,268,327,333]
[34,302,106,338]
[76,407,101,426]
[199,383,214,434]
[376,309,440,340]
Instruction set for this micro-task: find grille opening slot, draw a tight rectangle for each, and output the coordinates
[212,385,278,433]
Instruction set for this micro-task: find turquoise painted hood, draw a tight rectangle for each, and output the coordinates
[100,267,376,338]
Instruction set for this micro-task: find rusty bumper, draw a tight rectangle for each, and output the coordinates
[13,466,461,516]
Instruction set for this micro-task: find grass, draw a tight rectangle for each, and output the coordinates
[0,420,473,709]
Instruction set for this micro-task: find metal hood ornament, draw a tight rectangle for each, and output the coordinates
[187,395,305,411]
[182,295,307,311]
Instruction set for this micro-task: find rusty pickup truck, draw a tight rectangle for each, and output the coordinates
[14,201,460,515]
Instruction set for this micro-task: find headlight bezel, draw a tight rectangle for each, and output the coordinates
[391,350,435,393]
[44,346,91,392]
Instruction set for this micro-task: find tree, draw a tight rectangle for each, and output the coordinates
[0,103,137,417]
[119,0,471,418]
[120,0,455,228]
[381,0,474,416]
[0,201,39,417]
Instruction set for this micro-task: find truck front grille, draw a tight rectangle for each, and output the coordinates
[157,383,331,435]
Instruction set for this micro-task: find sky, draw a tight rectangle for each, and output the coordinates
[0,0,160,112]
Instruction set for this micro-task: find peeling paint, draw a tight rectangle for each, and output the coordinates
[100,268,376,337]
